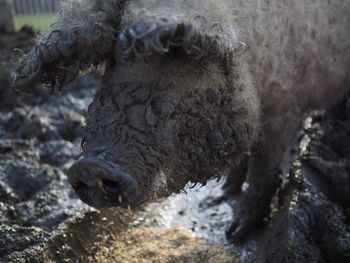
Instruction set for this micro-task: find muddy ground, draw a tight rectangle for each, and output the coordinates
[1,29,350,263]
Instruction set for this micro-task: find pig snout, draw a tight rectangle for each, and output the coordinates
[67,153,138,208]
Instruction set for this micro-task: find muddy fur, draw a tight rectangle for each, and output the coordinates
[12,0,350,240]
[82,57,259,204]
[12,0,126,91]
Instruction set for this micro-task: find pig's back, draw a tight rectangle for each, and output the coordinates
[235,0,350,110]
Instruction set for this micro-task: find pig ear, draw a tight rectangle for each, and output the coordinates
[118,19,246,66]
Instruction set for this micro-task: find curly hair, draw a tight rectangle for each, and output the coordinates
[12,0,244,92]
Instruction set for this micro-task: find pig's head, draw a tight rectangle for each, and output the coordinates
[67,2,261,208]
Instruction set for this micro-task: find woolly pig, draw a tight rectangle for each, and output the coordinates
[12,0,350,240]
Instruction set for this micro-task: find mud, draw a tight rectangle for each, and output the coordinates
[1,28,350,263]
[0,80,101,261]
[256,102,350,263]
[94,227,237,263]
[0,28,101,262]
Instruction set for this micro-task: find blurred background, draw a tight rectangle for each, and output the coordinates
[1,0,59,31]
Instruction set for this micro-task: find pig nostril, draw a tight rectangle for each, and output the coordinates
[102,179,120,190]
[73,181,89,192]
[68,158,138,208]
[101,179,125,204]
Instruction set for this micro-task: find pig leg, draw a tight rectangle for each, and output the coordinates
[223,158,248,196]
[12,0,125,92]
[226,150,282,240]
[227,109,301,240]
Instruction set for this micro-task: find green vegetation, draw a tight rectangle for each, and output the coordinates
[14,13,57,31]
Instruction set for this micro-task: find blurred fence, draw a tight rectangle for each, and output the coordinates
[0,0,14,31]
[10,0,60,15]
[8,0,61,30]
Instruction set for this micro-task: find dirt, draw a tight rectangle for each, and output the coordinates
[256,102,350,263]
[0,27,101,262]
[1,28,350,263]
[94,227,237,263]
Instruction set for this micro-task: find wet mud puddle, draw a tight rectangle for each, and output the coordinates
[93,179,258,263]
[118,179,258,263]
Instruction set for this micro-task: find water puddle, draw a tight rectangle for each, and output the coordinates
[139,179,258,263]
